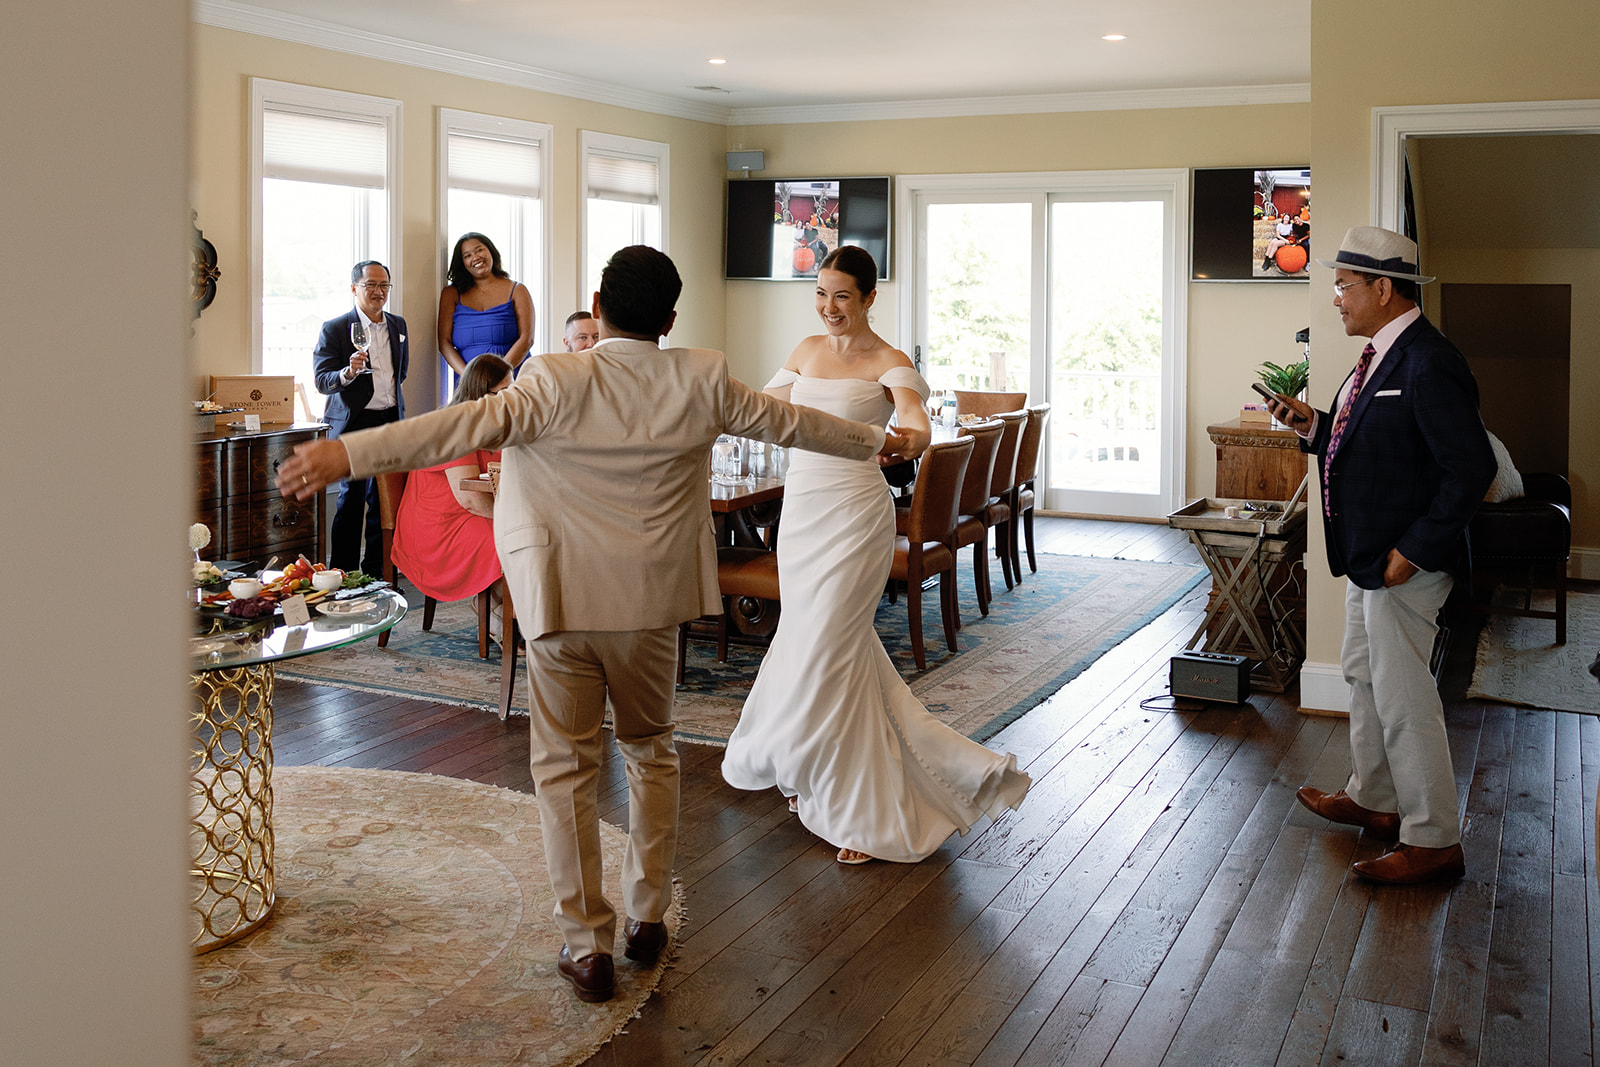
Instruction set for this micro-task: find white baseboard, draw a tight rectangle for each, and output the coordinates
[1297,661,1350,717]
[1574,546,1600,581]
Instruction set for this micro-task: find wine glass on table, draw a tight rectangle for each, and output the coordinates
[350,321,373,374]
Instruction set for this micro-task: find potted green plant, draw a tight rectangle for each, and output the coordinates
[1257,358,1309,399]
[1255,358,1309,430]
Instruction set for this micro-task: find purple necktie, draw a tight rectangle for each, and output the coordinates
[1323,343,1375,518]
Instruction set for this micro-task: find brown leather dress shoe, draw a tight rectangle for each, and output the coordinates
[1296,786,1400,839]
[1352,843,1466,885]
[624,918,669,967]
[557,947,614,1003]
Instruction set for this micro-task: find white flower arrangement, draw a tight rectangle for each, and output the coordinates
[189,523,212,553]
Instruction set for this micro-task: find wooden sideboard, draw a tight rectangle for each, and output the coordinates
[1207,417,1308,500]
[196,422,327,567]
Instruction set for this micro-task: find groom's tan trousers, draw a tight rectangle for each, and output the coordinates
[523,625,680,959]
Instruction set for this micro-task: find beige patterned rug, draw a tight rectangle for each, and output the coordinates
[192,766,683,1066]
[275,554,1204,746]
[1467,590,1600,715]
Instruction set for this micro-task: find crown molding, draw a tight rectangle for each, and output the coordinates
[729,83,1310,127]
[192,0,734,125]
[195,1,1308,129]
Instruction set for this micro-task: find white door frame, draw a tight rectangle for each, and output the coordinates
[895,169,1189,518]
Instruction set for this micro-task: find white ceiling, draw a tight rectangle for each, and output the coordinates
[202,0,1311,120]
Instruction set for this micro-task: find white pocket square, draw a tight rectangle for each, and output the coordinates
[1375,388,1402,397]
[399,334,406,343]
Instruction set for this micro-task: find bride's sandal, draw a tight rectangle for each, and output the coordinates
[836,848,874,865]
[787,796,799,814]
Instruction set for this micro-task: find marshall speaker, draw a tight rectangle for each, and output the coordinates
[1170,651,1251,704]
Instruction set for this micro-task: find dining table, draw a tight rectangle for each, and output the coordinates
[189,586,406,952]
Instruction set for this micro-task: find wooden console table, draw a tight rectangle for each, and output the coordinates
[196,422,328,567]
[1207,417,1308,501]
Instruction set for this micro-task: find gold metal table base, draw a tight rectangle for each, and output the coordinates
[190,662,275,953]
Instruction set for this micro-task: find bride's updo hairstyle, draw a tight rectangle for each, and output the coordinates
[819,245,877,298]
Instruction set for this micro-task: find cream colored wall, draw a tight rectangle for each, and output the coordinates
[1428,247,1600,564]
[1303,0,1600,699]
[191,25,729,412]
[726,104,1311,500]
[3,2,191,1063]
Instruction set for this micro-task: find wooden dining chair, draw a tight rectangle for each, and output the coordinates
[980,410,1029,592]
[888,435,973,669]
[675,547,781,682]
[953,389,1028,418]
[952,418,1004,620]
[373,471,495,658]
[1011,401,1051,577]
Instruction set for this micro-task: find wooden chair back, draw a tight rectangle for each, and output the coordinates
[373,471,408,580]
[986,410,1029,498]
[956,418,1003,517]
[954,390,1028,418]
[1014,402,1051,487]
[905,436,974,545]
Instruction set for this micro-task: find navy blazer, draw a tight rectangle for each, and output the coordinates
[1302,314,1495,590]
[312,308,409,436]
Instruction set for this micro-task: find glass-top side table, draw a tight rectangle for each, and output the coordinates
[188,589,406,952]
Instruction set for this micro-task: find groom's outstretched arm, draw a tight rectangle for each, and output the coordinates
[720,375,915,462]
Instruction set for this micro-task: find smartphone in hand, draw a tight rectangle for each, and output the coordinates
[1250,382,1280,404]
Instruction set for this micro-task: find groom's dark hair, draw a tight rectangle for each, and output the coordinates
[597,245,681,336]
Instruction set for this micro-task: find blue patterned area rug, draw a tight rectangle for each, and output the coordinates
[276,554,1204,746]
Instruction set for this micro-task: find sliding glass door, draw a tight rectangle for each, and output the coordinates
[907,172,1185,520]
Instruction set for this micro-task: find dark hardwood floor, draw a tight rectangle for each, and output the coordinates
[271,517,1599,1066]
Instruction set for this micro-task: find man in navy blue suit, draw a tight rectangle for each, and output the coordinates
[1265,226,1495,885]
[312,261,409,572]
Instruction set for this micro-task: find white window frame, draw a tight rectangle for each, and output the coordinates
[579,130,670,307]
[896,169,1190,517]
[249,78,403,372]
[437,108,554,356]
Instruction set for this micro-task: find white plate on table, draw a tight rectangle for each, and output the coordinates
[316,597,381,616]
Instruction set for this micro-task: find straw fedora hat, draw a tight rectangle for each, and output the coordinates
[1316,225,1436,284]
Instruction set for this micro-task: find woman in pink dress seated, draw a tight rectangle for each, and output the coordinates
[391,355,513,621]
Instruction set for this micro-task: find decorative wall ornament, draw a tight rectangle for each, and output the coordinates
[192,211,220,318]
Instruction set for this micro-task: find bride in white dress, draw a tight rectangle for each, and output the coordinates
[721,247,1031,864]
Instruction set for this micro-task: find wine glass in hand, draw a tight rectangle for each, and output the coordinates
[350,321,373,374]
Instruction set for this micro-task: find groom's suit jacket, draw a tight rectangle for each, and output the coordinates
[340,337,882,639]
[1301,314,1495,590]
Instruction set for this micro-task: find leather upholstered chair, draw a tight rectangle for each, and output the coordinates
[951,418,1004,620]
[676,546,781,682]
[1011,402,1051,577]
[1466,471,1572,645]
[373,471,495,657]
[953,389,1028,418]
[980,410,1029,591]
[888,435,974,669]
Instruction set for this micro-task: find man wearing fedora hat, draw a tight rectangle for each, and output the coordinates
[1264,225,1495,885]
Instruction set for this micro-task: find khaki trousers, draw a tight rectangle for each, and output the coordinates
[1341,570,1460,848]
[524,625,680,958]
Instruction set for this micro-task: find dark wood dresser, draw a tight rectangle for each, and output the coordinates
[195,422,328,567]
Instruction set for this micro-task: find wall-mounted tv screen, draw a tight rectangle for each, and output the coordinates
[726,177,891,281]
[1191,166,1311,281]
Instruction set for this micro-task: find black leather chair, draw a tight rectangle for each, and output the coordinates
[1466,472,1572,645]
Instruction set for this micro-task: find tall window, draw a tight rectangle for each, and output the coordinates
[251,79,400,417]
[581,131,669,304]
[440,109,550,367]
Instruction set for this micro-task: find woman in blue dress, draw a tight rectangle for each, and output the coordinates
[437,232,535,381]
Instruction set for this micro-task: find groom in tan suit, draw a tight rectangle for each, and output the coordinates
[278,246,905,1002]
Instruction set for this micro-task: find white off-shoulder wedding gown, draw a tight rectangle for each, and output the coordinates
[720,368,1031,862]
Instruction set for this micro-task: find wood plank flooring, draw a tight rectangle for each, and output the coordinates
[270,516,1599,1066]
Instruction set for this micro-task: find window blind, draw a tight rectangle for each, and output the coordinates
[448,131,542,199]
[586,154,659,206]
[263,108,386,188]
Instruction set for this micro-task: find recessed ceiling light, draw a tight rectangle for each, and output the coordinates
[1101,33,1127,41]
[709,58,727,65]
